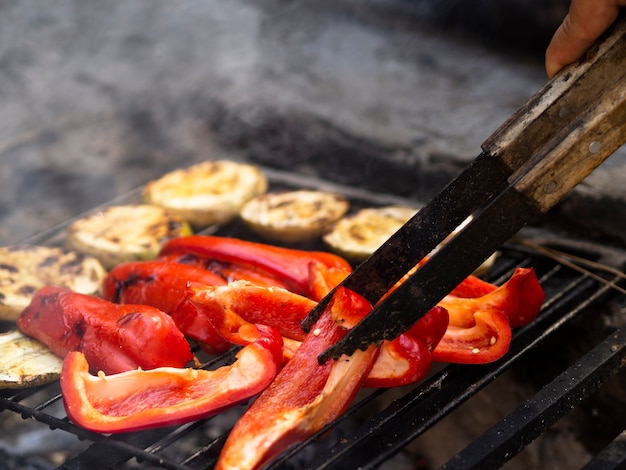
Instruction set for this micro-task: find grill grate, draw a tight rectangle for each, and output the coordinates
[1,168,626,470]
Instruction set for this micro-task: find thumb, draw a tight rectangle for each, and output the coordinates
[545,0,622,78]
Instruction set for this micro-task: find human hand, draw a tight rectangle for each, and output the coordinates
[545,0,626,78]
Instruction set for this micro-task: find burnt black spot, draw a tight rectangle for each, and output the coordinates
[40,292,61,307]
[73,318,87,339]
[112,271,155,303]
[60,257,83,274]
[18,285,37,296]
[38,256,57,268]
[174,254,202,266]
[167,220,183,232]
[0,263,18,273]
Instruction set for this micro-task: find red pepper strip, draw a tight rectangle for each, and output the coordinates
[159,235,353,299]
[158,253,296,291]
[364,306,448,388]
[187,280,316,342]
[430,309,512,364]
[216,286,378,470]
[61,324,283,434]
[364,332,431,388]
[430,268,544,364]
[187,281,306,360]
[187,280,440,387]
[307,259,352,301]
[407,305,450,353]
[101,260,231,354]
[17,285,192,375]
[448,273,498,298]
[439,267,545,329]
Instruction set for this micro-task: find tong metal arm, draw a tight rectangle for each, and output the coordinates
[303,15,626,364]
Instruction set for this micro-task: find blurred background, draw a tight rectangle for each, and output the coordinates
[2,0,624,246]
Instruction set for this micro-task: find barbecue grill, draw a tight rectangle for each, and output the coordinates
[1,166,625,470]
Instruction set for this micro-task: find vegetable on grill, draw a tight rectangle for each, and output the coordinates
[158,235,353,301]
[240,190,349,243]
[143,160,268,228]
[0,330,63,389]
[102,260,231,354]
[322,205,418,263]
[66,205,192,269]
[431,267,545,364]
[13,233,543,466]
[216,286,379,470]
[60,323,283,434]
[323,205,497,275]
[0,244,106,321]
[17,285,193,375]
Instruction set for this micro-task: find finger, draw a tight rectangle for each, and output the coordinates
[545,0,624,78]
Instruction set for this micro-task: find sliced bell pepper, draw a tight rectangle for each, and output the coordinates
[365,332,431,388]
[102,260,231,354]
[430,309,512,364]
[307,259,352,302]
[159,235,353,299]
[439,267,544,329]
[17,285,193,375]
[431,267,544,364]
[187,279,443,386]
[158,252,297,291]
[186,280,316,342]
[61,324,283,434]
[216,286,378,470]
[448,272,498,298]
[187,281,309,361]
[364,305,449,388]
[407,304,450,353]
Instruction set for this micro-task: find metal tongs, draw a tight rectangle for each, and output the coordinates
[304,15,626,364]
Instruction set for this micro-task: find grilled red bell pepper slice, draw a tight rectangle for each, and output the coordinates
[188,279,442,385]
[439,267,544,329]
[159,252,297,291]
[307,259,352,301]
[365,331,431,388]
[61,324,283,434]
[430,309,512,364]
[17,285,192,374]
[431,267,544,364]
[448,273,498,298]
[365,305,449,388]
[159,235,353,299]
[216,286,378,470]
[101,260,231,354]
[187,280,316,342]
[187,281,309,360]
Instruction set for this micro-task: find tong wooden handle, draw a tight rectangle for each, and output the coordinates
[483,15,626,213]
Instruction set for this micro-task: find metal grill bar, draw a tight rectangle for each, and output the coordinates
[442,325,626,469]
[581,430,626,470]
[302,261,620,469]
[1,168,625,470]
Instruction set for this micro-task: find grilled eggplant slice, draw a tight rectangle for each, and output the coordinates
[143,160,268,228]
[240,190,350,243]
[0,330,62,389]
[66,205,192,269]
[323,205,496,273]
[0,245,107,320]
[323,205,418,263]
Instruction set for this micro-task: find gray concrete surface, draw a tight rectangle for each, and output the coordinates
[1,0,625,245]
